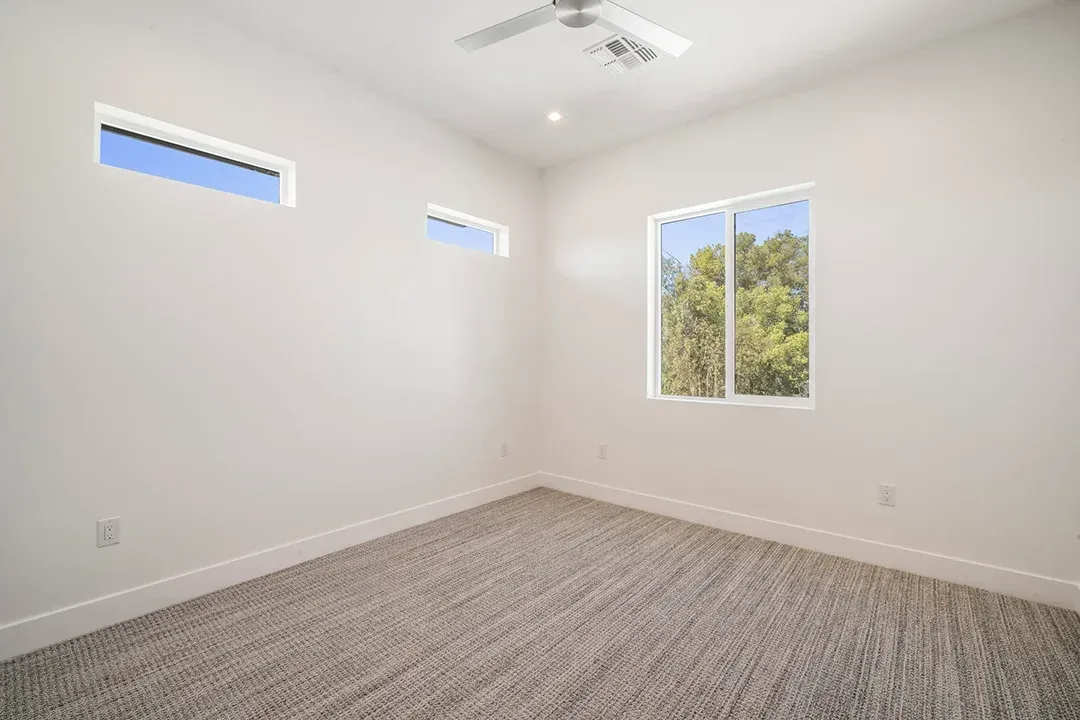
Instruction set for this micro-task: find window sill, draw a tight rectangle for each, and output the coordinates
[649,394,814,410]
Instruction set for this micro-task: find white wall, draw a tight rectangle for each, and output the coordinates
[0,0,540,629]
[540,4,1080,585]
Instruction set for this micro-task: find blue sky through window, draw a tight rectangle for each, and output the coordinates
[426,216,495,253]
[99,128,280,203]
[735,201,809,245]
[661,201,809,267]
[661,212,725,268]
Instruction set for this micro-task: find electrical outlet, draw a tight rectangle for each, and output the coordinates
[97,517,120,547]
[598,443,607,460]
[878,484,896,507]
[500,441,508,457]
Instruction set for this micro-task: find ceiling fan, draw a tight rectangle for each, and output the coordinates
[456,0,692,58]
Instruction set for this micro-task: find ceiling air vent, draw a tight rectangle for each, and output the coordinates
[585,35,659,76]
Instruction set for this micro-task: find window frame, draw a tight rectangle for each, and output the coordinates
[93,102,297,206]
[647,182,815,409]
[426,203,510,257]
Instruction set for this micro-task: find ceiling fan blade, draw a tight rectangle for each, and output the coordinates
[597,1,693,57]
[456,4,557,52]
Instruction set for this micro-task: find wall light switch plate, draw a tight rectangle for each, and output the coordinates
[500,441,508,457]
[97,517,120,547]
[598,444,608,460]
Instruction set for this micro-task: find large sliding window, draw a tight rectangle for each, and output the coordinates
[648,184,814,408]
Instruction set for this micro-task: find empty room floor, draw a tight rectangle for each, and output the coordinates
[4,488,1079,719]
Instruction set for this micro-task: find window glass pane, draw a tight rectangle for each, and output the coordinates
[659,212,726,398]
[734,200,810,397]
[99,127,280,203]
[426,216,495,253]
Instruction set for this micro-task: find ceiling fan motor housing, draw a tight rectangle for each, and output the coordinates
[555,0,604,28]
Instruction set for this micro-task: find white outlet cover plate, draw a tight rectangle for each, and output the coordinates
[97,517,120,547]
[878,485,896,507]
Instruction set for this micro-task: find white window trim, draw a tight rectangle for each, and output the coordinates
[647,182,816,410]
[427,203,510,257]
[93,102,297,207]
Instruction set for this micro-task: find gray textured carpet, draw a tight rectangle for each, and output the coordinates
[4,488,1080,719]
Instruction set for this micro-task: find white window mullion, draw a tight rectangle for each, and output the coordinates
[724,209,736,399]
[647,217,661,397]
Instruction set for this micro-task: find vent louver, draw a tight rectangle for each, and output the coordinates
[585,35,659,76]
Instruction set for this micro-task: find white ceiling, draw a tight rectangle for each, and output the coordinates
[195,0,1054,167]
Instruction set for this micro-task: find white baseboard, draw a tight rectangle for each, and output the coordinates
[4,471,1074,663]
[539,472,1080,612]
[0,473,542,662]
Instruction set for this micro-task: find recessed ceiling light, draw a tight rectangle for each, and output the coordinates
[547,111,564,123]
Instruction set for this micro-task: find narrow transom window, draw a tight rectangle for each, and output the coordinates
[94,103,296,206]
[648,184,814,409]
[426,203,509,257]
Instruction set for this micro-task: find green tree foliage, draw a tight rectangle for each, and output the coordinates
[661,229,809,398]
